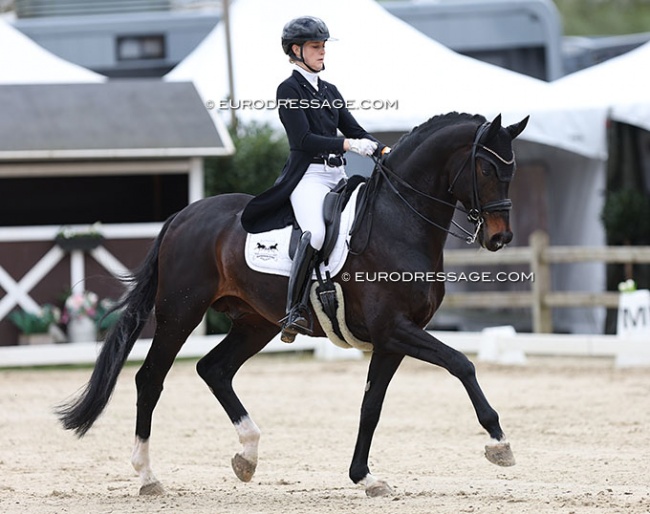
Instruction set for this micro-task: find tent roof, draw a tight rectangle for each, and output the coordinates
[550,41,650,132]
[0,18,105,84]
[166,0,596,155]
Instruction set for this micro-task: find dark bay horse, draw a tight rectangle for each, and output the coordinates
[57,112,529,497]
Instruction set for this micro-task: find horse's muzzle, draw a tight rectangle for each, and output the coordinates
[481,212,512,251]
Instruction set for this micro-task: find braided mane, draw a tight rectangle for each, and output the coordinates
[388,112,486,161]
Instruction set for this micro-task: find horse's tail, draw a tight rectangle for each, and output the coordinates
[56,213,179,437]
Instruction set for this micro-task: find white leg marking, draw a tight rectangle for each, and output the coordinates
[231,415,261,482]
[234,415,260,465]
[131,437,160,488]
[358,473,379,488]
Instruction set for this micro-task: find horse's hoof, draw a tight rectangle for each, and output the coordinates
[485,441,516,467]
[139,481,165,495]
[231,452,256,482]
[365,480,393,498]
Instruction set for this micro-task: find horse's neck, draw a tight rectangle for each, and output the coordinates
[370,171,455,262]
[393,124,467,183]
[369,128,473,260]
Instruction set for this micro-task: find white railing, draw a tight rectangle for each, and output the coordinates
[0,223,162,322]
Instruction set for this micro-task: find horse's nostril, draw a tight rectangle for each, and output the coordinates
[490,231,512,250]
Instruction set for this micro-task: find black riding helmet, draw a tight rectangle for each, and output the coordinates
[281,16,331,73]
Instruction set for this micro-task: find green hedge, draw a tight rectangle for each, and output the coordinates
[205,121,288,197]
[601,188,650,246]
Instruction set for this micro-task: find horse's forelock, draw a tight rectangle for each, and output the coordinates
[483,127,515,163]
[479,124,517,182]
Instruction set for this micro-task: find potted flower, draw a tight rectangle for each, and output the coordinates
[95,297,121,338]
[63,290,100,343]
[55,222,105,252]
[8,304,64,345]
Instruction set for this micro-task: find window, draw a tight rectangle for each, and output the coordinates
[116,35,166,61]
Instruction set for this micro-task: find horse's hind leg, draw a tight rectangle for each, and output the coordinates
[131,303,208,495]
[196,313,279,483]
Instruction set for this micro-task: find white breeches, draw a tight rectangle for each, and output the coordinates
[290,163,347,251]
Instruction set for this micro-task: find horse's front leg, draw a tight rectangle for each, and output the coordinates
[349,351,404,497]
[386,321,515,466]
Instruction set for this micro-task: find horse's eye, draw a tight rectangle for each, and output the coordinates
[481,163,494,177]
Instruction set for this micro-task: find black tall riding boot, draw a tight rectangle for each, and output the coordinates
[280,231,318,343]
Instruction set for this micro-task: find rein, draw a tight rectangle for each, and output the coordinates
[371,121,512,244]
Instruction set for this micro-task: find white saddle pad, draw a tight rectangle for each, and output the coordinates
[244,184,363,278]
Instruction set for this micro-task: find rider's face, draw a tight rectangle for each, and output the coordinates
[293,41,325,71]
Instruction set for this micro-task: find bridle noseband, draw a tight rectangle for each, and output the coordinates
[373,121,514,244]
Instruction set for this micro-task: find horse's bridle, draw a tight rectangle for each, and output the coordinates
[372,121,514,244]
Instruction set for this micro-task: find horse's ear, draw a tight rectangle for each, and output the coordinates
[483,114,502,142]
[507,115,530,140]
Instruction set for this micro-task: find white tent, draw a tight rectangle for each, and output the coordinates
[534,40,650,168]
[0,18,105,84]
[550,41,650,132]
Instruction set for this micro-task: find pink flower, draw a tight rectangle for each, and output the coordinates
[63,291,100,323]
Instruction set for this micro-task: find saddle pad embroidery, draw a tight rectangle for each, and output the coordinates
[244,185,362,278]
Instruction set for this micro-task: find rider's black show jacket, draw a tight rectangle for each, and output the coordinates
[241,70,383,233]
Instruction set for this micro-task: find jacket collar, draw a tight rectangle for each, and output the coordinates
[293,65,319,89]
[292,69,326,95]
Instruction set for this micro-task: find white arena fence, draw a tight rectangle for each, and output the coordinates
[1,329,648,369]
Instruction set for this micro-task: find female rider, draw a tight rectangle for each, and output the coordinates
[241,16,389,343]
